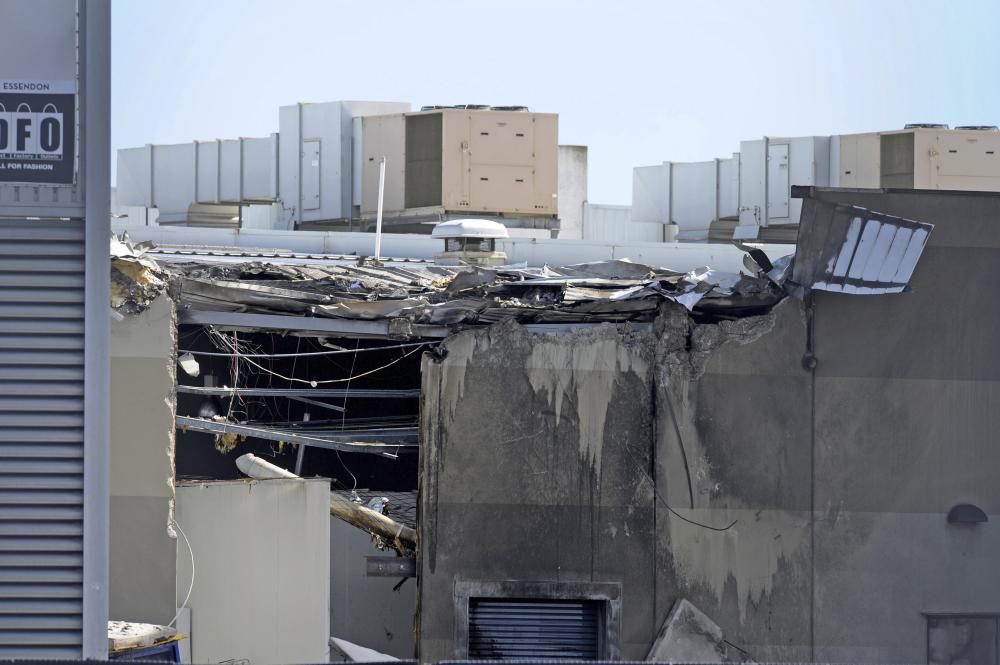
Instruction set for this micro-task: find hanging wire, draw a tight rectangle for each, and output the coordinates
[336,339,361,491]
[213,333,426,385]
[167,517,195,629]
[178,340,434,358]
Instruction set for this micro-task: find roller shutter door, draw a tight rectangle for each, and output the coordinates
[468,598,601,660]
[0,219,85,658]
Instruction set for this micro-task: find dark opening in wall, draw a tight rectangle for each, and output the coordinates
[174,325,425,491]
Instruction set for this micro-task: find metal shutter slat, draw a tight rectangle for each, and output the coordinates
[0,553,82,568]
[0,220,84,656]
[0,273,85,288]
[0,537,83,552]
[0,288,86,304]
[0,490,82,506]
[0,382,84,396]
[0,583,82,599]
[0,615,81,629]
[0,476,84,491]
[0,366,84,381]
[0,645,82,658]
[0,320,84,335]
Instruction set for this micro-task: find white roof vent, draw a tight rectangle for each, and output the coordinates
[431,219,509,240]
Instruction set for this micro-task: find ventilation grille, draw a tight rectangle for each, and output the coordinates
[469,599,601,660]
[0,219,86,658]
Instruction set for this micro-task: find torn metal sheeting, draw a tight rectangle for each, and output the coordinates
[790,198,933,297]
[175,415,417,455]
[145,246,789,328]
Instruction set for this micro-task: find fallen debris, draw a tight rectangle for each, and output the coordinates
[110,232,170,314]
[107,620,178,652]
[236,453,417,556]
[646,598,743,663]
[329,636,398,662]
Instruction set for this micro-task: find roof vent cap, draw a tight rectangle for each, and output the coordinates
[904,123,949,129]
[431,218,509,239]
[955,125,999,131]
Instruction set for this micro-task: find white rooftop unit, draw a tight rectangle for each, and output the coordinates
[279,100,410,228]
[115,100,410,228]
[631,156,739,241]
[736,136,831,231]
[116,136,279,226]
[432,218,509,266]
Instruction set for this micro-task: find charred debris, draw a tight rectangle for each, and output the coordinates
[109,197,933,559]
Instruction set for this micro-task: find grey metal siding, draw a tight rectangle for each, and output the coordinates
[0,219,85,658]
[468,599,601,660]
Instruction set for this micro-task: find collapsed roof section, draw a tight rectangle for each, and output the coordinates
[111,196,935,338]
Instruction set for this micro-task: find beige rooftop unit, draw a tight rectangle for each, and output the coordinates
[837,125,1000,191]
[359,108,559,220]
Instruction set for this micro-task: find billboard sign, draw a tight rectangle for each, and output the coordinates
[0,79,76,185]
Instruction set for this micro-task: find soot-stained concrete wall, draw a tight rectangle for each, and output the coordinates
[419,322,657,660]
[417,303,808,661]
[418,187,1000,664]
[654,297,812,662]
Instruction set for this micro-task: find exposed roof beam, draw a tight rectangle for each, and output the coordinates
[179,310,450,339]
[175,415,417,456]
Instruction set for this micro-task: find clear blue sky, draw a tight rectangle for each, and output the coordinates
[112,0,1000,204]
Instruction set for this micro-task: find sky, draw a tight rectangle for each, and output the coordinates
[112,0,1000,204]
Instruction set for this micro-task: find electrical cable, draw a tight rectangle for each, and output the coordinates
[336,339,361,491]
[167,517,195,629]
[178,341,434,358]
[625,444,737,533]
[214,336,426,385]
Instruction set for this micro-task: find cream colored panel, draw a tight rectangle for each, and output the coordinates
[929,130,1000,191]
[361,114,405,214]
[470,112,534,166]
[441,110,472,211]
[470,164,535,213]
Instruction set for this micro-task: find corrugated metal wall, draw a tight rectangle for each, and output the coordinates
[0,219,86,657]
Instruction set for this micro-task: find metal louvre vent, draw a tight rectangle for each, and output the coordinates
[0,219,85,658]
[469,598,601,660]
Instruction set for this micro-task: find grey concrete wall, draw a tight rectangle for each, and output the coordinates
[418,188,1000,663]
[801,188,1000,663]
[109,295,177,624]
[331,517,416,658]
[653,298,813,661]
[419,323,656,660]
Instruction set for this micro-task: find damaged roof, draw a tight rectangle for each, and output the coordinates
[111,196,934,335]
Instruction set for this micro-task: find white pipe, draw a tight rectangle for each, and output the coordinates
[236,453,299,480]
[374,156,386,262]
